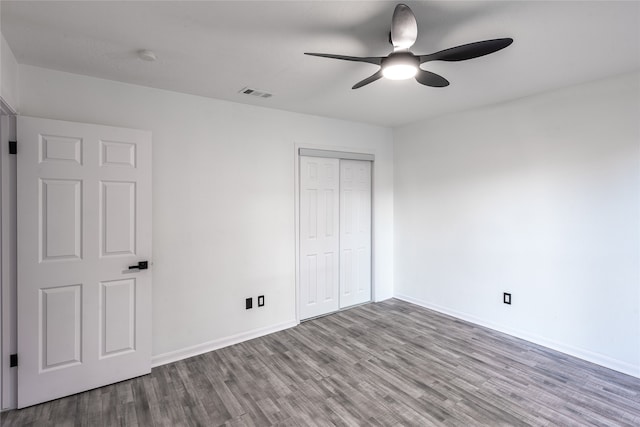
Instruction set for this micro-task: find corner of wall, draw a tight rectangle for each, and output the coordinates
[1,33,19,113]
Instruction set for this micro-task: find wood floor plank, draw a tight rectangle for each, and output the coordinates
[3,298,640,426]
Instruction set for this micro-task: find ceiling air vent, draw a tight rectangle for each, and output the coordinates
[239,87,273,99]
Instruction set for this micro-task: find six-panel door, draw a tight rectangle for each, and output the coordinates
[339,160,372,309]
[17,116,152,408]
[299,157,340,320]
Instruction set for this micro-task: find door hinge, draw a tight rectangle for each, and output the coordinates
[10,354,17,367]
[9,140,17,155]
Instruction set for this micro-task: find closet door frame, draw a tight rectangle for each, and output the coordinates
[294,145,375,322]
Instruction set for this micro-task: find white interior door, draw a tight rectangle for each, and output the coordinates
[299,156,340,320]
[17,116,152,408]
[339,160,372,308]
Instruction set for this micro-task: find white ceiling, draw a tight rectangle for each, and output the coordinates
[2,1,639,127]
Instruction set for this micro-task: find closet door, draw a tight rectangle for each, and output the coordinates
[299,157,340,320]
[339,160,372,308]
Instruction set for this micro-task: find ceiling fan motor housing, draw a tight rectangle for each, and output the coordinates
[382,52,419,80]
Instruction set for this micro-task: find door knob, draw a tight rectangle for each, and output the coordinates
[128,261,149,270]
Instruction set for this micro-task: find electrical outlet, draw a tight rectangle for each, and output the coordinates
[258,295,264,307]
[246,297,253,309]
[503,292,511,305]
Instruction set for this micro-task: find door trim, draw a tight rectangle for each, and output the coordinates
[0,110,17,411]
[299,148,375,162]
[294,143,376,323]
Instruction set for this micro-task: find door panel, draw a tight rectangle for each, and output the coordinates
[339,160,371,309]
[100,278,136,357]
[40,284,82,370]
[100,181,136,256]
[299,157,339,320]
[17,116,152,408]
[40,179,82,260]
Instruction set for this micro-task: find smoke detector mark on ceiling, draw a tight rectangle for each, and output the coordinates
[138,49,157,62]
[239,87,273,99]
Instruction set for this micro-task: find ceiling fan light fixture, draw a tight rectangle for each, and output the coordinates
[381,52,419,80]
[382,63,417,80]
[305,4,513,89]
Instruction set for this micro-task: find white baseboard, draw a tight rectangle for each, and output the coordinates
[151,320,299,368]
[394,294,640,379]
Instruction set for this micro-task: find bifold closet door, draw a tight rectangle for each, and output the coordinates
[339,160,372,309]
[299,157,340,320]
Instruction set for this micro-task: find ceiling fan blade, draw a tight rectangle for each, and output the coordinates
[305,52,383,66]
[419,38,513,63]
[391,4,418,50]
[415,69,449,87]
[352,69,383,89]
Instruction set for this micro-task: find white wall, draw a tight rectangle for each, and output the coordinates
[394,72,640,377]
[17,65,394,364]
[10,52,638,403]
[0,34,18,111]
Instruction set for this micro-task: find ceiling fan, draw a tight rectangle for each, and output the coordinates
[305,3,513,89]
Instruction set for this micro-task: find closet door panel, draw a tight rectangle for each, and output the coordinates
[339,160,371,308]
[299,157,340,320]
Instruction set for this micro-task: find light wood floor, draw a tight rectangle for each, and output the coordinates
[2,299,640,426]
